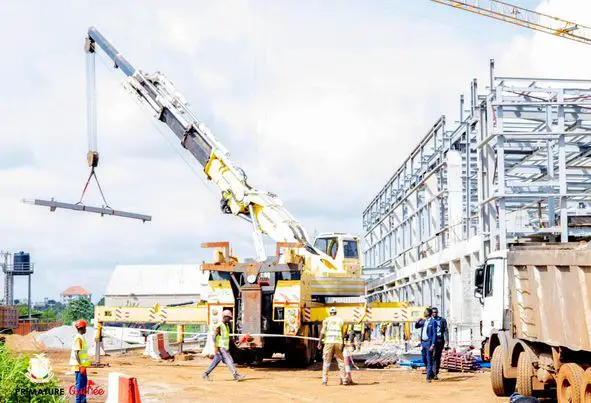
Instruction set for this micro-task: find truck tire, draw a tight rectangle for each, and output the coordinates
[516,352,534,396]
[556,363,585,403]
[491,346,515,396]
[582,368,591,403]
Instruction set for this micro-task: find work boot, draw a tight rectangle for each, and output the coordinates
[202,373,211,382]
[234,374,245,382]
[321,381,327,386]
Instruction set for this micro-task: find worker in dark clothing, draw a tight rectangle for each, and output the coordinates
[415,308,437,382]
[431,307,449,380]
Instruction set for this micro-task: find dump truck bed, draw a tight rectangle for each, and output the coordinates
[507,243,591,352]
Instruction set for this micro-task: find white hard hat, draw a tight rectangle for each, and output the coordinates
[329,307,337,314]
[222,309,233,318]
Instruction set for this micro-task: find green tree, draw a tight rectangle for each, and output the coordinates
[16,304,29,317]
[39,308,57,322]
[61,298,94,326]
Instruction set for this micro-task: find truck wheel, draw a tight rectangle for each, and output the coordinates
[556,363,584,403]
[516,352,534,396]
[582,368,591,403]
[491,346,515,396]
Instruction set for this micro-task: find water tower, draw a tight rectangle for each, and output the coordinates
[2,251,34,318]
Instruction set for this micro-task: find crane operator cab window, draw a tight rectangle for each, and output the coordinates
[314,237,339,259]
[342,240,358,259]
[314,237,359,260]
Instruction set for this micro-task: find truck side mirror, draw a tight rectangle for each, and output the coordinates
[474,265,485,298]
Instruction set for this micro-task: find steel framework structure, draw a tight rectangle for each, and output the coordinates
[362,61,591,344]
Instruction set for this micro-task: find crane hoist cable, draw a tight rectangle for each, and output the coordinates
[77,36,110,208]
[23,37,151,222]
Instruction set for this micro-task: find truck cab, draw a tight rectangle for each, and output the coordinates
[473,250,510,341]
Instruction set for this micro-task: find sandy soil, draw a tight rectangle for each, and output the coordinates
[26,350,506,403]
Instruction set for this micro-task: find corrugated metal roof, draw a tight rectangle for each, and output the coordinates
[62,285,91,296]
[105,265,208,297]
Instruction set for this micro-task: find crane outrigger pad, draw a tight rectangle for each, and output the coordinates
[27,199,151,222]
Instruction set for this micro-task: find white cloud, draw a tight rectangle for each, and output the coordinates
[1,0,587,301]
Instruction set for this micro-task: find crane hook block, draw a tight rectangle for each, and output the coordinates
[87,151,99,168]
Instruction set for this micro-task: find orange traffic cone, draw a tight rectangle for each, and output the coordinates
[106,372,141,403]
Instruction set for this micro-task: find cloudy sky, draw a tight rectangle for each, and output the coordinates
[0,0,586,301]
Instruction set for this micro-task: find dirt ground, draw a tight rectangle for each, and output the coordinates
[27,350,506,403]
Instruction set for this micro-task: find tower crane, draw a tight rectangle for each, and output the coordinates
[431,0,591,46]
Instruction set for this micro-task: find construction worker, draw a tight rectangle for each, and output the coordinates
[69,319,90,403]
[318,307,348,385]
[202,310,245,382]
[348,321,363,351]
[94,322,108,357]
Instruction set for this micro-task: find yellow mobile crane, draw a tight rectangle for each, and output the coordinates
[87,27,424,365]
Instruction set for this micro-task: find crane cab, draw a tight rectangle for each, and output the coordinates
[310,233,361,277]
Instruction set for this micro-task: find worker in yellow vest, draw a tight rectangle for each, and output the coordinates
[202,310,245,382]
[318,307,348,385]
[69,319,91,403]
[348,321,363,351]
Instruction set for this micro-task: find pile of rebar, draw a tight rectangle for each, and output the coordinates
[441,348,480,372]
[352,345,403,368]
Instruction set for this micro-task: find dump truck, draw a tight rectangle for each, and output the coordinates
[83,26,426,365]
[475,243,591,402]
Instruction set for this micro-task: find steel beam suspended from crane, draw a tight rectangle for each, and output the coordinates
[431,0,591,46]
[24,199,152,222]
[25,28,152,222]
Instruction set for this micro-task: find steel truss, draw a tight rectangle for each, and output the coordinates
[363,61,591,304]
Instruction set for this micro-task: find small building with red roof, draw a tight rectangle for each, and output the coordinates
[61,286,92,304]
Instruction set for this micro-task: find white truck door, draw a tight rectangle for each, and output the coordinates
[481,257,505,336]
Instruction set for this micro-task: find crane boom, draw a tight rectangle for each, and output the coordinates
[85,27,317,259]
[431,0,591,46]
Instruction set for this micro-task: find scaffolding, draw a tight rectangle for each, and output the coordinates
[362,61,591,344]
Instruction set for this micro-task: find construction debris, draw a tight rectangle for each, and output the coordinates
[35,325,132,352]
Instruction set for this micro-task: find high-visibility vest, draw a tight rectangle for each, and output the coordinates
[69,334,90,370]
[323,316,344,344]
[215,322,230,350]
[353,323,363,332]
